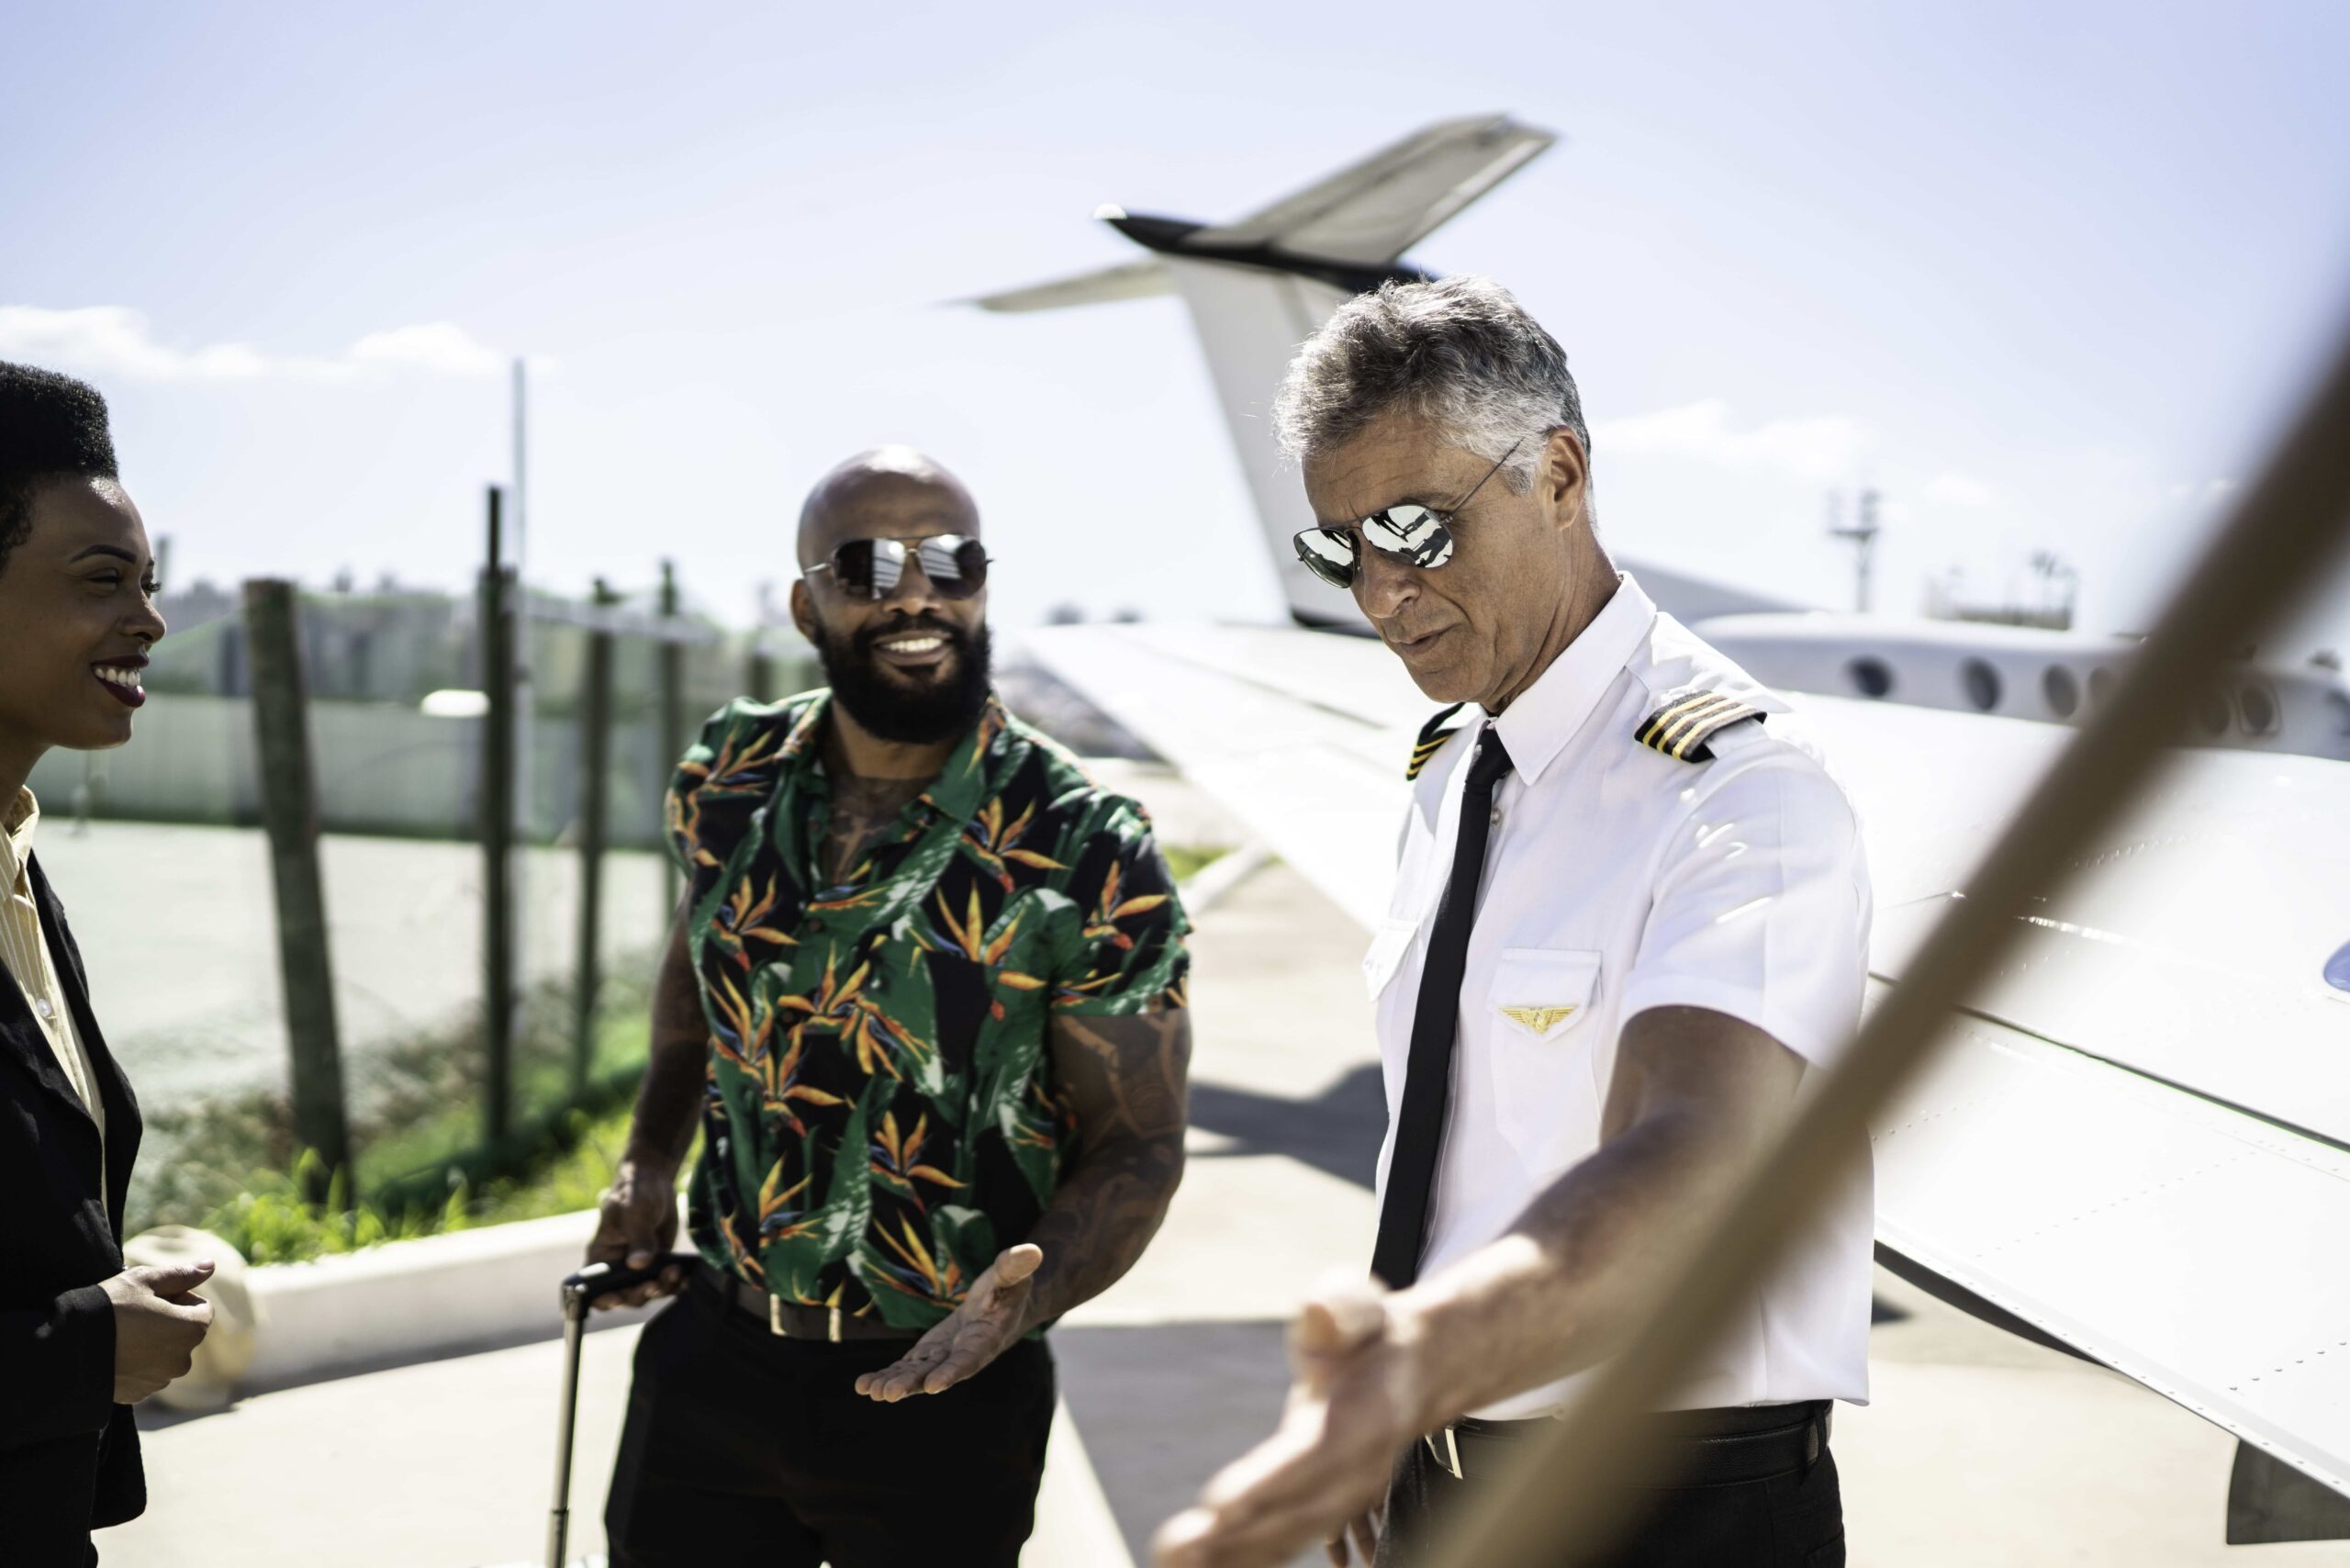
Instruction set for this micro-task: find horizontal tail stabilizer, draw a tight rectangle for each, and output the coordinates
[966,258,1172,314]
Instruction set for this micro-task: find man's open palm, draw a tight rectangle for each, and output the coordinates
[856,1242,1043,1402]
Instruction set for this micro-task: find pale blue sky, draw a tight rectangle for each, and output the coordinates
[7,2,2349,648]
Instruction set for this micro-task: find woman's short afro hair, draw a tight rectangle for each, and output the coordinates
[0,361,118,578]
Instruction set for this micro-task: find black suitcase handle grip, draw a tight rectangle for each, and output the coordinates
[561,1252,699,1312]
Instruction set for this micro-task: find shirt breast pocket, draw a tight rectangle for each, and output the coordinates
[1485,947,1605,1164]
[1362,917,1419,1002]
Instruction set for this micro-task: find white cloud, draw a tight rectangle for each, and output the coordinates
[0,305,502,384]
[347,321,503,376]
[0,306,265,382]
[1589,398,1866,483]
[1923,472,1998,507]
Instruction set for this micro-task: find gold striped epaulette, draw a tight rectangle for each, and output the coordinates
[1406,701,1470,781]
[1635,688,1764,762]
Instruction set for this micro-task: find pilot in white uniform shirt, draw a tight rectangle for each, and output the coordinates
[1363,571,1874,1421]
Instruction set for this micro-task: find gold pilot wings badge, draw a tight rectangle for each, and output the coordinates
[1500,1004,1579,1035]
[1634,687,1766,763]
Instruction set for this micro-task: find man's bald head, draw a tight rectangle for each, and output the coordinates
[790,445,992,748]
[796,447,979,569]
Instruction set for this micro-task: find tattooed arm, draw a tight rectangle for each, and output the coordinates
[856,1003,1193,1401]
[1024,1004,1192,1319]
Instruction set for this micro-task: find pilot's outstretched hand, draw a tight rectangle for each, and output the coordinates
[1156,1277,1427,1568]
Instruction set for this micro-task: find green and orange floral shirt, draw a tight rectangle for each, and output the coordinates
[666,690,1190,1330]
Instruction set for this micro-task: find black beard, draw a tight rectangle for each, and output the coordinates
[811,615,992,746]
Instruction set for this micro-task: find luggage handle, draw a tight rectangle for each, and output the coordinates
[560,1253,698,1320]
[548,1252,698,1566]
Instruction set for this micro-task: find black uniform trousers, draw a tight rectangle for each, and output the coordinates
[1376,1407,1845,1568]
[604,1271,1056,1568]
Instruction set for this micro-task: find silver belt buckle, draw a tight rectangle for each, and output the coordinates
[1424,1426,1463,1480]
[767,1293,845,1341]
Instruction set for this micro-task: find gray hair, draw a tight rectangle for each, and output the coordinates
[1271,275,1590,497]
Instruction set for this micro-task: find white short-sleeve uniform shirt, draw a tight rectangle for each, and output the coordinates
[1365,573,1874,1420]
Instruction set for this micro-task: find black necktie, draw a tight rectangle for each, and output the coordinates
[1371,726,1514,1291]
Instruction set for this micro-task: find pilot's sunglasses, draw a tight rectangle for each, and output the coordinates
[1292,437,1526,591]
[806,534,990,601]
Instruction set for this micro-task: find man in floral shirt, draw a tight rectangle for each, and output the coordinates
[590,447,1192,1566]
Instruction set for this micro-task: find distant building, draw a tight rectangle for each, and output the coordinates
[1921,554,2078,632]
[142,577,817,714]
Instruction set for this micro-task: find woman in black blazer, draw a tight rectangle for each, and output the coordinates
[0,363,213,1565]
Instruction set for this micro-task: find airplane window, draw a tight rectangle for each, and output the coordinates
[2198,689,2231,736]
[1962,658,2002,712]
[2237,680,2280,736]
[2042,666,2079,719]
[1847,657,1894,699]
[2087,666,2115,707]
[2327,941,2350,995]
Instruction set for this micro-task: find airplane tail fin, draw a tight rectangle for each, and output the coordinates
[974,116,1556,631]
[972,118,1810,629]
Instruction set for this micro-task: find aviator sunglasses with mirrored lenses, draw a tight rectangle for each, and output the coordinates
[1292,437,1526,591]
[806,534,990,600]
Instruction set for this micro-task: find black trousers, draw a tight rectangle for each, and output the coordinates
[1375,1416,1845,1568]
[603,1280,1057,1568]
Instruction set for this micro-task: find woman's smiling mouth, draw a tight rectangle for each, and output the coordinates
[92,662,145,708]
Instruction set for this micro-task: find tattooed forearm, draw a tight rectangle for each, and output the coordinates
[624,900,712,1173]
[1019,1007,1193,1327]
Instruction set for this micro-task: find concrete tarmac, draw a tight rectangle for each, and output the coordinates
[100,858,2350,1567]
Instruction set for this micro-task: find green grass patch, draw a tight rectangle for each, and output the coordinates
[132,961,663,1265]
[202,1098,655,1264]
[1162,843,1229,884]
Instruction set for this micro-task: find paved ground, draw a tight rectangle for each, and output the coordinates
[97,857,2350,1566]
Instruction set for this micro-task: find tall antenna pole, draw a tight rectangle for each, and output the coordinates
[1828,487,1881,613]
[510,358,528,565]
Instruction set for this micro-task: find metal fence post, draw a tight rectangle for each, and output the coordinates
[481,487,516,1148]
[657,559,684,914]
[242,579,352,1204]
[571,579,617,1097]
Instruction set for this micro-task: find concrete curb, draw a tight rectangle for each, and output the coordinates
[1178,841,1274,919]
[242,1207,668,1393]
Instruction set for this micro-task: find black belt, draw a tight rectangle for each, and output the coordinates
[1425,1401,1831,1486]
[692,1260,923,1342]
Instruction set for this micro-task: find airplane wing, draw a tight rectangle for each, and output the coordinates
[1026,618,2350,1501]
